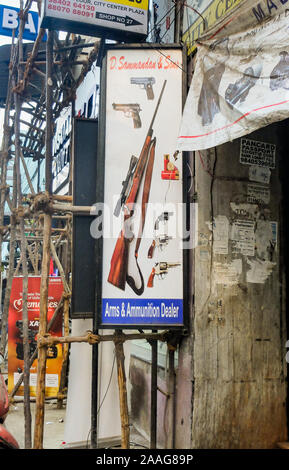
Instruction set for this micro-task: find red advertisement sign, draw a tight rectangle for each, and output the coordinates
[8,276,63,398]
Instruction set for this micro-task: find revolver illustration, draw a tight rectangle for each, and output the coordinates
[112,103,142,128]
[154,211,173,230]
[147,262,181,287]
[130,77,156,100]
[148,235,172,258]
[114,155,138,217]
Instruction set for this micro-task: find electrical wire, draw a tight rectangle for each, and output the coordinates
[85,349,116,448]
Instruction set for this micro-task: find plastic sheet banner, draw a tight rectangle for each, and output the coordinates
[177,8,289,151]
[8,276,63,398]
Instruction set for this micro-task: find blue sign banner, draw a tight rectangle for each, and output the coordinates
[0,4,45,41]
[102,298,183,326]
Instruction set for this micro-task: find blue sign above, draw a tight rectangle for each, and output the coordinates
[0,4,45,41]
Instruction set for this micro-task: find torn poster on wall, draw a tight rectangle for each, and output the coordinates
[230,219,255,257]
[246,258,276,284]
[249,165,271,185]
[177,10,289,151]
[214,259,242,286]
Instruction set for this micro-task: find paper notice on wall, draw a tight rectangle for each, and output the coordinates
[246,258,276,284]
[214,259,242,285]
[249,165,271,185]
[231,219,255,257]
[247,184,270,205]
[211,215,229,255]
[240,138,276,168]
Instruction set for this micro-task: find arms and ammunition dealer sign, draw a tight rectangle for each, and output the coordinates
[97,46,186,328]
[41,0,148,41]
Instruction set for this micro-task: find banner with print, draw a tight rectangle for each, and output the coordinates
[7,276,63,398]
[177,10,289,151]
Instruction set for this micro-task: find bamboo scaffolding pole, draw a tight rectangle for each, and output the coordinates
[14,1,33,447]
[33,30,54,450]
[56,294,70,409]
[115,331,130,449]
[0,36,16,357]
[38,330,170,347]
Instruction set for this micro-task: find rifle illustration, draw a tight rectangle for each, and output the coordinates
[147,262,181,288]
[112,103,142,128]
[147,234,172,259]
[130,77,156,100]
[114,155,138,217]
[108,80,167,293]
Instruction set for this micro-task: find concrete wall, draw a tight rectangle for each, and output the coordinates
[191,122,288,448]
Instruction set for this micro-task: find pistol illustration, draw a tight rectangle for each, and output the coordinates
[147,234,173,258]
[147,262,181,287]
[114,155,138,217]
[130,77,156,100]
[112,103,142,128]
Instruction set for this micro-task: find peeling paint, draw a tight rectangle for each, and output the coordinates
[255,220,277,260]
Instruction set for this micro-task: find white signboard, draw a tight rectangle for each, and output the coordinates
[98,46,185,328]
[41,0,148,40]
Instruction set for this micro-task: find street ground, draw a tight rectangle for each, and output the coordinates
[5,399,67,449]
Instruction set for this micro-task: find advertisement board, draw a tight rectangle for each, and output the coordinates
[41,0,148,41]
[95,44,187,329]
[0,4,44,41]
[8,276,63,398]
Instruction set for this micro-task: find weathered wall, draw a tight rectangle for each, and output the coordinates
[129,122,288,449]
[192,122,288,448]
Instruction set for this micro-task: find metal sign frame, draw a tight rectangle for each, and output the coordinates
[95,43,190,330]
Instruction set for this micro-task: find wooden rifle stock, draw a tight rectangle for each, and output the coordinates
[107,229,129,290]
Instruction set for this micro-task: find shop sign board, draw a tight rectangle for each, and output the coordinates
[182,0,243,56]
[7,276,63,398]
[41,0,148,41]
[95,44,188,329]
[0,4,43,41]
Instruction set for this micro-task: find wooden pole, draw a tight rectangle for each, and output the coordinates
[115,332,130,449]
[0,36,16,357]
[33,29,54,450]
[56,294,70,409]
[14,2,33,446]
